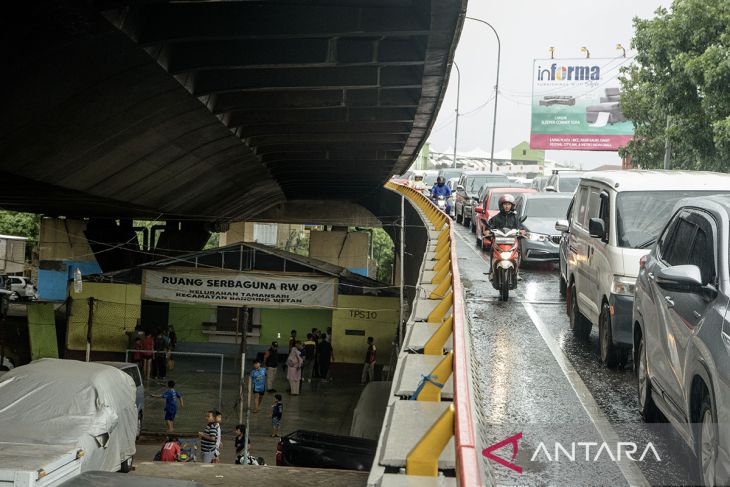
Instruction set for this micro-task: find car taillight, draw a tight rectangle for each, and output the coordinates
[639,255,647,269]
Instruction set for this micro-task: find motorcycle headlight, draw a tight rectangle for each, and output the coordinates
[525,232,547,242]
[611,275,636,296]
[500,251,513,260]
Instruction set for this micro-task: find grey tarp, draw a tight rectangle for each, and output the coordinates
[0,359,137,472]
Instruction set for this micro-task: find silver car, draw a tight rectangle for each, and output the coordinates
[633,195,730,485]
[514,193,572,264]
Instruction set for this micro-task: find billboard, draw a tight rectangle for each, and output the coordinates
[143,269,337,309]
[530,58,633,151]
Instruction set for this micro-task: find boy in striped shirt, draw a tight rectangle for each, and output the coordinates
[198,410,219,463]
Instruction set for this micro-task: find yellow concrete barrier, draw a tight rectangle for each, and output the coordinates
[430,263,450,285]
[427,291,453,323]
[423,316,454,355]
[405,404,455,476]
[429,273,451,299]
[416,351,453,401]
[433,255,450,273]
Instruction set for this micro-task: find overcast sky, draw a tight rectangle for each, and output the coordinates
[427,0,673,169]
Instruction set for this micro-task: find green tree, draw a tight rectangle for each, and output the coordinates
[620,0,730,170]
[372,228,395,284]
[0,212,40,258]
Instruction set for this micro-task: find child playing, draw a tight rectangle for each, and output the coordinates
[198,410,219,464]
[213,410,222,464]
[271,394,283,437]
[153,380,184,433]
[249,359,267,412]
[159,435,180,462]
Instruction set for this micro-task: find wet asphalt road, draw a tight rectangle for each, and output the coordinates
[453,223,695,486]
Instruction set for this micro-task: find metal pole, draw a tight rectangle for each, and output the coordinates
[663,116,672,170]
[244,379,252,461]
[452,61,461,168]
[466,17,501,173]
[85,297,94,362]
[218,354,223,412]
[238,307,249,423]
[399,195,405,348]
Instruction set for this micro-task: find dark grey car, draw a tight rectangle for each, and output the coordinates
[633,195,730,486]
[514,193,572,264]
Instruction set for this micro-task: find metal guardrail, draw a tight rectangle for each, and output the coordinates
[369,182,483,486]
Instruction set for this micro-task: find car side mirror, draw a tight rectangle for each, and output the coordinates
[555,219,569,232]
[656,265,704,293]
[588,218,606,239]
[474,207,484,214]
[456,185,464,191]
[545,185,556,192]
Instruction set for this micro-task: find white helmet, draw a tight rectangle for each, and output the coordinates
[498,194,516,211]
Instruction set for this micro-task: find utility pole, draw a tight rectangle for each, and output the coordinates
[399,195,405,348]
[663,116,672,170]
[466,17,501,173]
[237,306,249,424]
[452,61,461,168]
[85,297,94,362]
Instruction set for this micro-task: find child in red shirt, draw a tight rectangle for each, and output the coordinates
[160,436,180,462]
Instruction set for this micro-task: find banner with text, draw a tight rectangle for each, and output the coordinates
[143,269,337,309]
[530,58,634,151]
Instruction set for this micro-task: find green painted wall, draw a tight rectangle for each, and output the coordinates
[260,308,332,347]
[168,303,215,343]
[28,303,58,360]
[511,141,545,162]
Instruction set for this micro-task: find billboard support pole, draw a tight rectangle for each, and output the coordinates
[452,62,461,167]
[466,17,501,173]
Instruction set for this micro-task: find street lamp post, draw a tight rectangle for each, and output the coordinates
[452,61,461,168]
[466,17,501,173]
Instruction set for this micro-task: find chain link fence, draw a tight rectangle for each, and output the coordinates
[67,297,140,353]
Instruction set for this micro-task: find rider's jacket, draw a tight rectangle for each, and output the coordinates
[430,183,451,198]
[487,210,522,230]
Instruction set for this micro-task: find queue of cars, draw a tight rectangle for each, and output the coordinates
[554,170,730,485]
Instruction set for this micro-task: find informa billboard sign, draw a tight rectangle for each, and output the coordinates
[530,58,633,151]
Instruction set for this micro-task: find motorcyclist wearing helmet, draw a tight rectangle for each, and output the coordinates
[410,171,427,191]
[487,194,524,232]
[486,194,525,274]
[430,176,451,197]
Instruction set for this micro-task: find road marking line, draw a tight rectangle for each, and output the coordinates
[522,303,650,487]
[453,225,490,264]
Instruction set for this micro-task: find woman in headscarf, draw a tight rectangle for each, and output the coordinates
[286,341,303,395]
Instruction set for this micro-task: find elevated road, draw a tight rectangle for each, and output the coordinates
[0,1,465,220]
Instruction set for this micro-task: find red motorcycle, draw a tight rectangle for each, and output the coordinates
[487,228,523,301]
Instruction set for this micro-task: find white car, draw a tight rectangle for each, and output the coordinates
[559,170,730,368]
[9,276,36,301]
[0,359,137,475]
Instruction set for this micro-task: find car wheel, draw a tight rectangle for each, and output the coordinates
[697,393,718,487]
[475,227,483,248]
[568,282,591,340]
[137,411,143,440]
[120,456,133,473]
[559,276,567,297]
[599,302,619,368]
[469,217,476,234]
[636,333,658,422]
[456,208,463,224]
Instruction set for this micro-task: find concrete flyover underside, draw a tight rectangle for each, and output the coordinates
[0,0,466,221]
